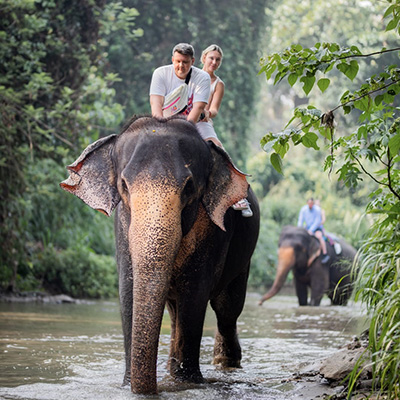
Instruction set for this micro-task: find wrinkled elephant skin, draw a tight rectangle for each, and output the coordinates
[60,116,260,394]
[259,226,356,306]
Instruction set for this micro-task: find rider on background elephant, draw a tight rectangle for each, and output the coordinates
[60,115,260,395]
[259,225,356,307]
[298,197,330,264]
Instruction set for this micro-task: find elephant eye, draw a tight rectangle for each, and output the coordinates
[181,177,196,203]
[121,179,128,193]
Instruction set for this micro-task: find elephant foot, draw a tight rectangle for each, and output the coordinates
[170,361,204,384]
[213,333,242,368]
[212,354,242,368]
[174,371,204,384]
[122,371,131,387]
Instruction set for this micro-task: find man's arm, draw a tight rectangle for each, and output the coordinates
[150,95,164,119]
[187,101,207,124]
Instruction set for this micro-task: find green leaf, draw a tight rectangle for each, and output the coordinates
[317,78,330,93]
[386,17,399,32]
[375,94,384,106]
[270,153,283,174]
[343,105,352,114]
[300,75,316,95]
[357,125,367,139]
[288,73,298,87]
[388,134,400,156]
[337,60,359,81]
[354,96,371,112]
[301,132,319,150]
[273,140,290,158]
[383,4,395,19]
[348,60,359,80]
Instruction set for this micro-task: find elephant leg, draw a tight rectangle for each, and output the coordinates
[294,279,308,306]
[168,292,208,383]
[210,271,248,368]
[114,206,133,386]
[310,264,329,306]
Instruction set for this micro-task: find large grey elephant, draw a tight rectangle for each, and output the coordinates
[60,115,260,394]
[259,226,356,307]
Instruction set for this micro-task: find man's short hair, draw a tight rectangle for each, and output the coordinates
[172,43,195,58]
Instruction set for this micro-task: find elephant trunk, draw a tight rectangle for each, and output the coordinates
[259,246,295,305]
[128,187,182,394]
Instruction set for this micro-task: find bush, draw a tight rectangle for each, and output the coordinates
[33,244,117,299]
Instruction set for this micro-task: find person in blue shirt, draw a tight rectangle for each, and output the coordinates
[298,197,330,264]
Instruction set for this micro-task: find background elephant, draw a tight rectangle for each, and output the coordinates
[259,225,356,307]
[60,115,260,394]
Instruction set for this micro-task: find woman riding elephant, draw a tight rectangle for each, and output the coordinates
[259,226,356,307]
[60,115,260,395]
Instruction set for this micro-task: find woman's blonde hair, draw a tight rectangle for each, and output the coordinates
[201,44,224,65]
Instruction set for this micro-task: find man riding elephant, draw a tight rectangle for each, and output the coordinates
[298,197,330,264]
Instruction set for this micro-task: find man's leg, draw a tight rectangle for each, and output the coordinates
[315,230,330,263]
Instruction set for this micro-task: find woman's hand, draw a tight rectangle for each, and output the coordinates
[200,109,211,122]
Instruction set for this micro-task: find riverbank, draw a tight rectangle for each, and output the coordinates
[0,290,79,304]
[289,330,379,400]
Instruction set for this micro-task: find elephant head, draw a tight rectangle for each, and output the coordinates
[60,115,249,394]
[259,226,321,305]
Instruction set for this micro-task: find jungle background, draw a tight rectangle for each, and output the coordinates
[1,0,395,296]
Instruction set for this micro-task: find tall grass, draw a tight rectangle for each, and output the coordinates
[350,218,400,398]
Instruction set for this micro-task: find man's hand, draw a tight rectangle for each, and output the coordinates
[187,102,207,124]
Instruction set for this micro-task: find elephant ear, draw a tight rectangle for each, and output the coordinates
[307,235,321,267]
[202,142,249,231]
[60,134,120,216]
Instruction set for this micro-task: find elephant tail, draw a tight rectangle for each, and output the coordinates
[259,247,295,306]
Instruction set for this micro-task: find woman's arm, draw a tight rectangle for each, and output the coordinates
[208,81,225,119]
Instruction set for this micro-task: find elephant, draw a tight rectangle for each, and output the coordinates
[259,225,356,307]
[60,115,260,394]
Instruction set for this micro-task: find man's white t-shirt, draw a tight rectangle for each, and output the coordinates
[149,65,210,115]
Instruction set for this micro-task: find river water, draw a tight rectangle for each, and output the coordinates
[0,292,367,400]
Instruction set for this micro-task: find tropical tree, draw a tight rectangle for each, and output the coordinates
[0,0,139,296]
[258,0,400,397]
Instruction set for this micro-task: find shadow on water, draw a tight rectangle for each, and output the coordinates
[0,292,367,399]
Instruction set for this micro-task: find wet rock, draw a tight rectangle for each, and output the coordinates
[42,294,77,304]
[295,358,324,376]
[319,346,371,381]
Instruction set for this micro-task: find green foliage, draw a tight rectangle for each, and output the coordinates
[247,147,368,287]
[353,218,400,398]
[0,0,136,296]
[258,0,400,397]
[32,244,117,298]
